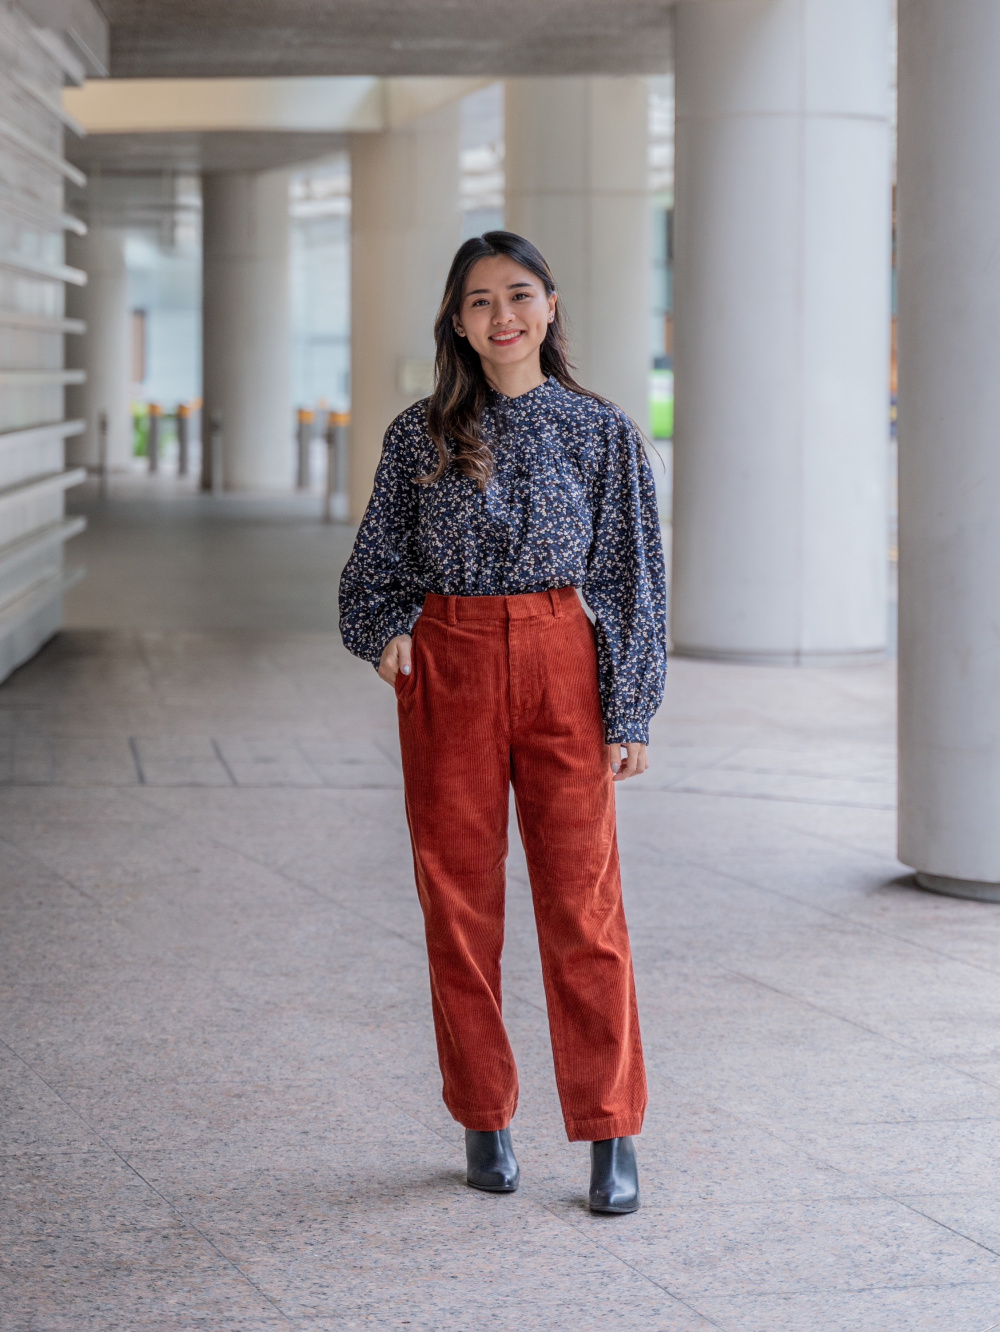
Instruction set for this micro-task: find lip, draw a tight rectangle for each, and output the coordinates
[489,330,524,345]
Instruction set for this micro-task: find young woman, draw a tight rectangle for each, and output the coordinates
[339,231,666,1214]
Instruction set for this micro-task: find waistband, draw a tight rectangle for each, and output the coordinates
[421,586,580,625]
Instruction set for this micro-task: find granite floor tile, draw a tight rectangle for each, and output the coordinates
[559,1196,1000,1300]
[212,736,324,787]
[792,1119,1000,1194]
[890,1193,1000,1257]
[668,767,896,810]
[295,736,403,787]
[0,1149,291,1331]
[132,1157,717,1331]
[0,1048,104,1156]
[0,483,989,1326]
[693,1281,1000,1332]
[0,734,141,787]
[131,734,235,787]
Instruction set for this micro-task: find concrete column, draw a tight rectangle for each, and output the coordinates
[65,226,132,470]
[505,77,650,432]
[671,0,892,662]
[349,105,461,519]
[201,170,291,491]
[897,0,1000,899]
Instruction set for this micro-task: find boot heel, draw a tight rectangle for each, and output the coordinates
[589,1137,639,1213]
[465,1128,520,1193]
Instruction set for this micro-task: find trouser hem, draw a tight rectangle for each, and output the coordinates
[564,1112,645,1143]
[447,1101,518,1133]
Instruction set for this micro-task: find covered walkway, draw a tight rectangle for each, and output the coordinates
[4,481,1000,1330]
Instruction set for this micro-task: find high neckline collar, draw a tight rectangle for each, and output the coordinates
[487,376,556,408]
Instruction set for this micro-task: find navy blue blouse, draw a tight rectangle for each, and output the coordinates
[338,377,667,744]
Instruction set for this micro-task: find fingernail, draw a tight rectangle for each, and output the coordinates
[611,763,620,773]
[402,665,411,675]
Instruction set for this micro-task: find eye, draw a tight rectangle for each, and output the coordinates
[470,297,489,307]
[512,291,532,300]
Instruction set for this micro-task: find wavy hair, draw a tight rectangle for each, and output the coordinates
[422,231,602,489]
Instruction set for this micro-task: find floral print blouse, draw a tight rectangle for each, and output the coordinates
[338,377,667,744]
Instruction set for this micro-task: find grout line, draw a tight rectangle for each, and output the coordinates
[0,1034,295,1324]
[721,967,1000,1113]
[0,828,101,905]
[676,850,1000,985]
[890,1197,1000,1263]
[653,742,752,791]
[538,1201,726,1329]
[116,786,554,1026]
[127,736,146,784]
[210,738,238,786]
[116,785,429,956]
[653,785,895,812]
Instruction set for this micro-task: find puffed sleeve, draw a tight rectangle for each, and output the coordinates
[338,413,425,667]
[582,412,668,745]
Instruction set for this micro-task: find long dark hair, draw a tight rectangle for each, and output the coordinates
[422,231,602,489]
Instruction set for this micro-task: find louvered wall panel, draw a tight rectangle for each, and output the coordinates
[0,1,86,683]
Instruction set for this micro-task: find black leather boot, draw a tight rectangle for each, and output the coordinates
[465,1128,520,1193]
[589,1137,640,1213]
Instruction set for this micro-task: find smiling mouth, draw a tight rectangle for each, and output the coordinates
[490,330,524,345]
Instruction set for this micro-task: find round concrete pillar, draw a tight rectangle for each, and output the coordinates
[671,0,892,662]
[65,226,132,470]
[505,77,651,432]
[201,170,291,491]
[897,0,1000,899]
[349,105,462,520]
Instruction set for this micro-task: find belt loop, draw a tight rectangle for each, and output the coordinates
[447,595,458,627]
[549,588,563,619]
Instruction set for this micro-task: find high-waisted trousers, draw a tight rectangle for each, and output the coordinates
[395,586,647,1142]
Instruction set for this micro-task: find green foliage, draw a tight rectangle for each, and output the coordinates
[132,404,148,457]
[649,370,674,440]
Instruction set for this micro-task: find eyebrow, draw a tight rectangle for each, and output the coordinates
[465,282,535,296]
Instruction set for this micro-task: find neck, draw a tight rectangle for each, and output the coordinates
[481,354,547,400]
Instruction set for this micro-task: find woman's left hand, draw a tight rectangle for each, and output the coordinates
[607,743,648,781]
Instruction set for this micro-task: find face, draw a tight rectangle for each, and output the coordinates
[452,254,556,379]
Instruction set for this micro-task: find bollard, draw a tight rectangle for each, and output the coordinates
[209,411,223,495]
[296,407,314,490]
[97,409,109,502]
[147,402,161,474]
[191,397,203,484]
[324,411,350,523]
[315,399,329,461]
[177,402,190,477]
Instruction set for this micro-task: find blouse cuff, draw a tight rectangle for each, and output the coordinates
[604,716,651,747]
[373,611,422,667]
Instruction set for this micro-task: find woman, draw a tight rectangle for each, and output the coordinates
[339,231,666,1214]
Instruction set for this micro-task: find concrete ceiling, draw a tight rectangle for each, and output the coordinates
[101,1,674,79]
[66,130,350,175]
[62,75,492,173]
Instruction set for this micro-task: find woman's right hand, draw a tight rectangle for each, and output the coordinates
[378,634,412,685]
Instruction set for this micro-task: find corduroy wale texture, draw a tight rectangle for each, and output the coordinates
[396,586,647,1142]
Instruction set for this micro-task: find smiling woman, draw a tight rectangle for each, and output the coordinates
[338,230,667,1215]
[422,233,602,489]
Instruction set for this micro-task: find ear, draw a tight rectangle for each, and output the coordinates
[547,290,557,324]
[452,314,466,338]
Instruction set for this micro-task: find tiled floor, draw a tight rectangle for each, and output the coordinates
[2,477,999,1330]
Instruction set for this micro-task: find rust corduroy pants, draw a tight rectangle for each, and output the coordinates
[395,586,647,1142]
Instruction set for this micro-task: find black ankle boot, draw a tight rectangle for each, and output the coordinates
[589,1137,640,1213]
[465,1128,520,1192]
